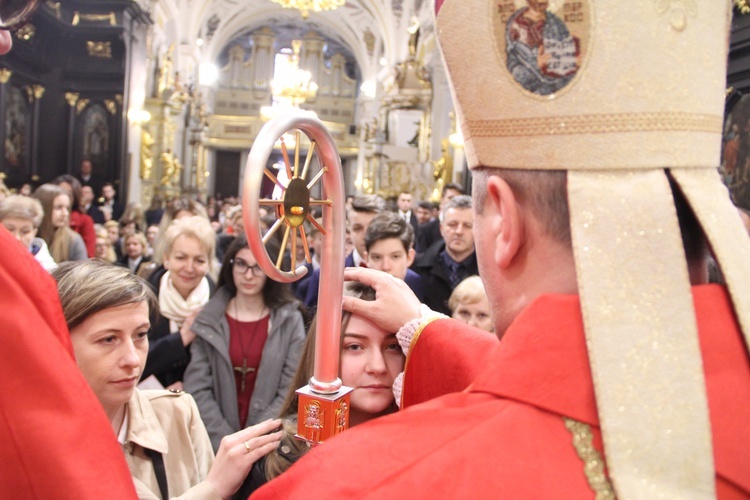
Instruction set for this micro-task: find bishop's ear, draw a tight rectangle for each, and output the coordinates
[484,176,524,269]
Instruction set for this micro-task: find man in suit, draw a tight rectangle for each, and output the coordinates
[81,184,105,224]
[396,191,419,235]
[99,182,124,222]
[76,159,103,197]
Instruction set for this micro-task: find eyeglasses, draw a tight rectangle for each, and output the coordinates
[0,0,43,31]
[231,258,265,277]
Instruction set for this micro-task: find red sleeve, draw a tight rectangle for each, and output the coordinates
[401,318,498,409]
[71,211,97,257]
[0,227,136,498]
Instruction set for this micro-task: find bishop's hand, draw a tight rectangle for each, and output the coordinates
[342,267,422,333]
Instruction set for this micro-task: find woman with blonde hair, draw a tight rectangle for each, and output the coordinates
[53,260,283,499]
[94,227,117,264]
[103,219,122,260]
[448,275,494,333]
[152,197,208,263]
[33,183,87,263]
[117,231,151,274]
[0,194,56,271]
[141,215,216,390]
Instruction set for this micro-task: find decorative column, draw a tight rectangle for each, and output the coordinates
[251,27,275,95]
[25,84,45,181]
[0,70,12,174]
[65,92,80,173]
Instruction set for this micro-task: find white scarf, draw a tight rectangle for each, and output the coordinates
[158,271,210,331]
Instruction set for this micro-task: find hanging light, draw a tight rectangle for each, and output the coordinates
[271,40,318,107]
[269,0,345,19]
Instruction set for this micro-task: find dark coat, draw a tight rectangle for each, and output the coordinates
[412,240,478,315]
[116,254,152,276]
[415,218,442,254]
[141,265,216,387]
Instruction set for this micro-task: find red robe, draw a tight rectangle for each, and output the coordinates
[0,226,136,498]
[252,286,750,498]
[69,210,97,258]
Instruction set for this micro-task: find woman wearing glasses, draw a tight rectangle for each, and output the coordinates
[184,235,306,452]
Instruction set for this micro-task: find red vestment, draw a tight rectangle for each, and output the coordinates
[252,286,750,498]
[0,226,136,498]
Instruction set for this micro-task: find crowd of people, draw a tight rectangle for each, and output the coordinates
[1,155,490,498]
[3,0,749,498]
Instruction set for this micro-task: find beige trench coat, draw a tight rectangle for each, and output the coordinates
[123,389,221,499]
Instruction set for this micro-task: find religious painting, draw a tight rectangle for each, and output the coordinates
[721,91,750,210]
[4,86,28,169]
[492,0,591,96]
[81,104,110,166]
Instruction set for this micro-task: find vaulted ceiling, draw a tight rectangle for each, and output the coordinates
[147,0,438,88]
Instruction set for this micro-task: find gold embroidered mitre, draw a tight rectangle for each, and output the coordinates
[437,1,750,499]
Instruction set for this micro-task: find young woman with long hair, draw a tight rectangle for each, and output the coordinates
[33,183,87,263]
[184,235,306,453]
[236,281,405,496]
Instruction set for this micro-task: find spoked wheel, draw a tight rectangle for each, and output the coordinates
[259,130,331,275]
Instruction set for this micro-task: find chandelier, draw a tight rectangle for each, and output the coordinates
[270,0,345,19]
[271,40,318,107]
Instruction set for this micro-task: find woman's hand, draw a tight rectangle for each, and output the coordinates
[206,418,283,499]
[179,308,201,346]
[342,267,422,333]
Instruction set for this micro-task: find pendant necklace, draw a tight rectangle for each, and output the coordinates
[232,297,266,392]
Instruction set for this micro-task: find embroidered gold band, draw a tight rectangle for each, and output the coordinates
[563,418,615,500]
[469,112,722,138]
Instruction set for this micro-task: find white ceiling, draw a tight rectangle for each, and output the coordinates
[148,0,438,85]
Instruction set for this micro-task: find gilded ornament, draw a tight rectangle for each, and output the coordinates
[269,0,345,20]
[738,0,750,14]
[31,85,45,100]
[48,2,62,19]
[76,98,90,114]
[65,92,80,106]
[303,401,324,442]
[140,130,155,180]
[0,68,12,84]
[86,41,112,59]
[73,12,116,26]
[104,99,117,115]
[15,24,35,41]
[563,418,615,499]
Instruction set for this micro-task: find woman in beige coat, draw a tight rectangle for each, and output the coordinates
[53,260,282,499]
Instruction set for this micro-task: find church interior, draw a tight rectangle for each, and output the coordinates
[0,0,749,207]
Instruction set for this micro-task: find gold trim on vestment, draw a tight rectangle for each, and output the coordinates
[469,112,722,138]
[563,418,615,500]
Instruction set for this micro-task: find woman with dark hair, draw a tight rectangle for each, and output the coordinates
[236,282,405,496]
[184,235,305,452]
[53,174,96,257]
